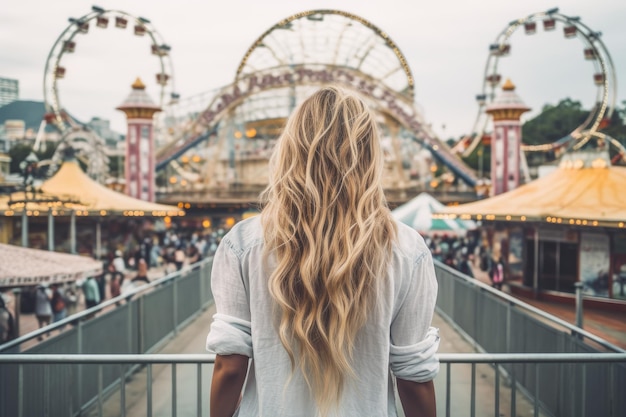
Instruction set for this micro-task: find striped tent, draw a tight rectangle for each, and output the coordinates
[392,193,476,235]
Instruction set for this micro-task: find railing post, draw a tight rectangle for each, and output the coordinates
[197,363,202,417]
[47,210,54,251]
[18,364,23,417]
[445,363,451,417]
[21,210,28,248]
[574,282,584,330]
[77,319,83,408]
[173,275,178,335]
[139,296,145,353]
[511,365,517,417]
[12,288,21,347]
[44,364,50,416]
[199,264,205,310]
[506,301,512,353]
[172,363,177,417]
[127,301,133,353]
[70,210,76,254]
[470,363,476,417]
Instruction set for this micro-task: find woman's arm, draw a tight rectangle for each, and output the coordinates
[210,354,249,417]
[396,378,436,417]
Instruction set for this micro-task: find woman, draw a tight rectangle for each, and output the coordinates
[35,284,53,340]
[206,86,439,417]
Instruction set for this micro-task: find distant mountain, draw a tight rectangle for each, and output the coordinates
[0,100,82,133]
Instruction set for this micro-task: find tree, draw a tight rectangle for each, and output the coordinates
[522,98,588,145]
[8,142,34,173]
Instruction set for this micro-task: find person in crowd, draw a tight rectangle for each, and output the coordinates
[131,259,151,286]
[491,257,505,290]
[187,243,201,264]
[82,276,101,310]
[113,250,126,275]
[206,87,439,417]
[34,283,53,340]
[0,295,16,344]
[50,283,68,330]
[135,237,153,270]
[64,283,79,318]
[107,263,123,301]
[150,238,162,268]
[95,270,106,305]
[458,255,474,278]
[174,244,185,271]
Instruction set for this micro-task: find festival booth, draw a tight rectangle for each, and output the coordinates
[392,193,476,236]
[436,152,626,308]
[0,159,184,256]
[0,243,102,288]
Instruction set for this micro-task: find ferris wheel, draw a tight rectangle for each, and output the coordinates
[461,7,623,160]
[41,6,177,177]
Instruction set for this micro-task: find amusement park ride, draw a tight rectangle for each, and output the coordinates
[39,6,177,184]
[37,7,623,207]
[454,8,625,169]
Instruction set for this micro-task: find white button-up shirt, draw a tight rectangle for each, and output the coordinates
[206,216,439,417]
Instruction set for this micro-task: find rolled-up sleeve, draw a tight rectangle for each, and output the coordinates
[390,251,440,382]
[205,239,253,357]
[206,313,253,357]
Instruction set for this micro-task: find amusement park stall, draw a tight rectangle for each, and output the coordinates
[0,159,184,256]
[437,152,626,307]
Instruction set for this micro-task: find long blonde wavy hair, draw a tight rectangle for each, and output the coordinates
[260,86,397,414]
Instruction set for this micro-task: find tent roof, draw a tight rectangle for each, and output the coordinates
[1,161,184,217]
[393,193,476,233]
[437,158,626,229]
[0,243,103,287]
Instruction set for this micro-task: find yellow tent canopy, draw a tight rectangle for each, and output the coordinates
[1,161,184,217]
[437,158,626,229]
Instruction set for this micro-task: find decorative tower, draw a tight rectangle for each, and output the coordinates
[116,78,161,201]
[485,79,530,195]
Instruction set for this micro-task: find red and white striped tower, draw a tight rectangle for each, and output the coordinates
[116,78,161,201]
[486,79,530,195]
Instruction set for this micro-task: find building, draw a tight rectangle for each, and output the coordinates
[437,150,626,308]
[485,79,530,195]
[0,77,18,107]
[116,78,161,202]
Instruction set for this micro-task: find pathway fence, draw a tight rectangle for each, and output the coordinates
[1,258,625,416]
[434,261,626,417]
[0,258,213,417]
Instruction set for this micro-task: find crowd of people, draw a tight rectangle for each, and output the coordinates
[0,228,223,345]
[423,232,506,289]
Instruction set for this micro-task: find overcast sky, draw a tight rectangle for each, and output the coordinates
[1,0,624,139]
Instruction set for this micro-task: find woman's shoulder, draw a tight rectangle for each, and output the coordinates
[220,216,264,258]
[392,220,431,263]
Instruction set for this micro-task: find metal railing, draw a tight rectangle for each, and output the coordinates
[0,258,214,417]
[434,261,626,417]
[1,258,625,416]
[2,353,626,417]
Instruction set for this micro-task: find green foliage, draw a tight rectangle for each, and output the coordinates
[8,142,34,173]
[462,142,491,174]
[8,141,61,175]
[522,98,588,145]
